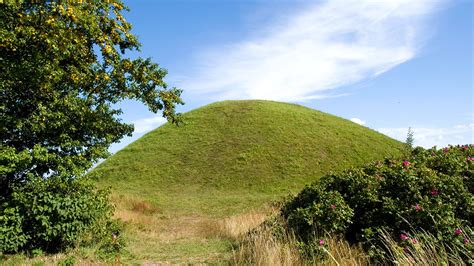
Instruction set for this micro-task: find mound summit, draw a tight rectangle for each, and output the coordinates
[93,100,404,215]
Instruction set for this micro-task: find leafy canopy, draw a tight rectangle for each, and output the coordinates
[0,1,183,188]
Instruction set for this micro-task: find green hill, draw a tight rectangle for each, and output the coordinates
[91,100,405,263]
[94,100,405,214]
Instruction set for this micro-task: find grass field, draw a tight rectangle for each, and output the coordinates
[88,100,405,263]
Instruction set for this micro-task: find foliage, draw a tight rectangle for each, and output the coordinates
[0,0,182,189]
[0,176,116,254]
[281,145,474,261]
[0,0,182,254]
[57,255,76,266]
[380,228,473,264]
[88,218,126,260]
[405,127,414,154]
[0,206,27,253]
[283,190,353,241]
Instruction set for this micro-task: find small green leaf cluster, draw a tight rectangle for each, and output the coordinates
[282,145,473,261]
[0,176,117,254]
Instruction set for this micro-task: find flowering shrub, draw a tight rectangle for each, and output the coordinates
[282,145,473,261]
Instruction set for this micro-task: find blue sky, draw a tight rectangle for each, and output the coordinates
[110,0,473,153]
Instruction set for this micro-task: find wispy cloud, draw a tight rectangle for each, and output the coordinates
[181,0,444,102]
[132,116,167,134]
[350,118,366,126]
[377,124,474,148]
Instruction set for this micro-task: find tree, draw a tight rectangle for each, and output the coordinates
[0,1,183,190]
[405,127,415,151]
[0,1,183,252]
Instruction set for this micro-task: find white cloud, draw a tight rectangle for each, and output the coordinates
[377,124,474,148]
[132,116,167,134]
[350,118,366,126]
[181,0,444,102]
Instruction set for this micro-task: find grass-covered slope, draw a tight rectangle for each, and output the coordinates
[91,100,405,263]
[93,100,404,215]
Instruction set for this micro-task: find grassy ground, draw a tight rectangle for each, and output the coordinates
[87,100,405,263]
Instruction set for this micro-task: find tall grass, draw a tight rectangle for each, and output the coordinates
[230,222,302,265]
[230,223,370,265]
[225,213,472,265]
[223,210,369,266]
[379,229,473,265]
[218,210,269,239]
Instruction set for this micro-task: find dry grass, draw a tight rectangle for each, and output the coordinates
[231,226,370,266]
[231,225,302,266]
[218,209,271,239]
[113,194,277,243]
[112,194,161,216]
[222,208,369,266]
[322,238,369,266]
[131,200,157,215]
[380,230,472,265]
[219,207,302,265]
[184,202,369,266]
[115,208,221,241]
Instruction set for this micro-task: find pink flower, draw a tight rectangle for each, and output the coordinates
[403,247,410,253]
[412,238,418,244]
[464,238,470,244]
[443,147,449,154]
[431,189,439,196]
[463,145,469,151]
[455,228,462,235]
[330,204,336,209]
[319,239,325,246]
[402,161,411,167]
[413,204,422,211]
[400,234,409,241]
[468,156,473,161]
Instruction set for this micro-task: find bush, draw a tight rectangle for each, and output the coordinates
[0,176,117,254]
[282,145,474,261]
[0,207,28,253]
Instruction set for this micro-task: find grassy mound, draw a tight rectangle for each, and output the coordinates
[91,100,405,263]
[94,100,403,215]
